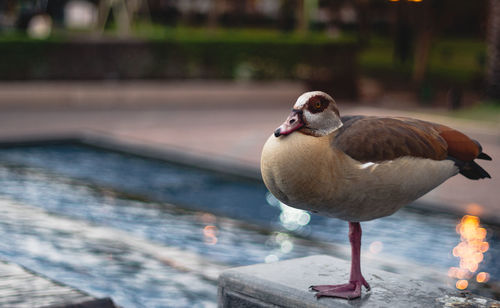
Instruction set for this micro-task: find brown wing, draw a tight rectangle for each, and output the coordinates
[335,116,490,179]
[334,116,449,163]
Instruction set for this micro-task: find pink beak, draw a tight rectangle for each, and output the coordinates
[274,110,304,137]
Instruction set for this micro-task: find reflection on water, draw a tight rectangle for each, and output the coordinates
[0,197,218,308]
[0,163,334,307]
[369,241,384,255]
[264,232,297,263]
[449,213,490,291]
[0,143,497,304]
[266,192,311,231]
[477,272,490,283]
[203,225,218,245]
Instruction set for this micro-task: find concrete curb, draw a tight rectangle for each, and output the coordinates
[218,255,500,308]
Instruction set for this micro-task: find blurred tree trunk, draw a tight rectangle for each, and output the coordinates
[354,0,371,46]
[97,0,131,37]
[114,0,131,37]
[279,0,296,32]
[486,0,500,101]
[296,0,318,34]
[207,0,223,29]
[413,27,433,84]
[393,1,414,65]
[412,1,433,84]
[296,0,307,33]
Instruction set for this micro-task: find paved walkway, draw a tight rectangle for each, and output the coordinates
[0,81,498,223]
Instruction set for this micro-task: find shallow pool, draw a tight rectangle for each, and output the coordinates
[0,142,497,306]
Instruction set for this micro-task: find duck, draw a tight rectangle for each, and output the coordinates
[260,91,491,300]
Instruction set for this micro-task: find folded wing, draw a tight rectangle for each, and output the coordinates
[334,116,491,179]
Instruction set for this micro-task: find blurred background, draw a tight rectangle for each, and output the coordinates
[0,1,499,307]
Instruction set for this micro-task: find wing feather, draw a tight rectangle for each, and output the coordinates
[334,116,449,162]
[335,115,490,179]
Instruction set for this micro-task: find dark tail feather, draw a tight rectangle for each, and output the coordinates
[477,152,492,161]
[459,161,491,180]
[449,139,491,179]
[472,140,492,161]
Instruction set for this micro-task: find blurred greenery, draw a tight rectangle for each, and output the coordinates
[132,23,356,44]
[0,26,358,99]
[449,101,500,122]
[0,23,487,96]
[0,30,62,42]
[429,39,485,82]
[359,36,486,85]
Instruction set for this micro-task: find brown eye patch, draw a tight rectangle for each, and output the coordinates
[307,95,330,114]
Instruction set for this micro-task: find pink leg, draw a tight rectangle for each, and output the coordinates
[310,222,371,300]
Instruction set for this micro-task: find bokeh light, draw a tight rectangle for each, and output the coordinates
[476,272,490,283]
[456,279,468,290]
[27,14,52,39]
[369,241,384,255]
[203,225,218,245]
[265,254,279,263]
[449,213,489,290]
[266,192,311,231]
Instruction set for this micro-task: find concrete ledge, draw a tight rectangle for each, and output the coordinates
[218,255,499,308]
[0,132,262,182]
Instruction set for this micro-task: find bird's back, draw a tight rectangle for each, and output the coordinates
[336,115,491,179]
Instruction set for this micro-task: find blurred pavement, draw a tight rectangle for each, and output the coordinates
[0,81,498,223]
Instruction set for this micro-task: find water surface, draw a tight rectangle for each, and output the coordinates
[0,143,497,306]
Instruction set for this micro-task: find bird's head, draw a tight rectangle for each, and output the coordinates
[274,91,342,137]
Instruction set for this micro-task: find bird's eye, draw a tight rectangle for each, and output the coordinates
[315,102,322,109]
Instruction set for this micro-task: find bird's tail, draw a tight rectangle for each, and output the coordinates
[459,160,491,180]
[456,140,492,180]
[448,145,492,180]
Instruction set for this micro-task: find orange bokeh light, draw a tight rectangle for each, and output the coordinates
[449,214,489,290]
[476,272,490,283]
[480,242,489,253]
[203,225,218,245]
[456,279,468,290]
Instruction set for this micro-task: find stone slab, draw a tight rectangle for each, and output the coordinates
[218,255,499,308]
